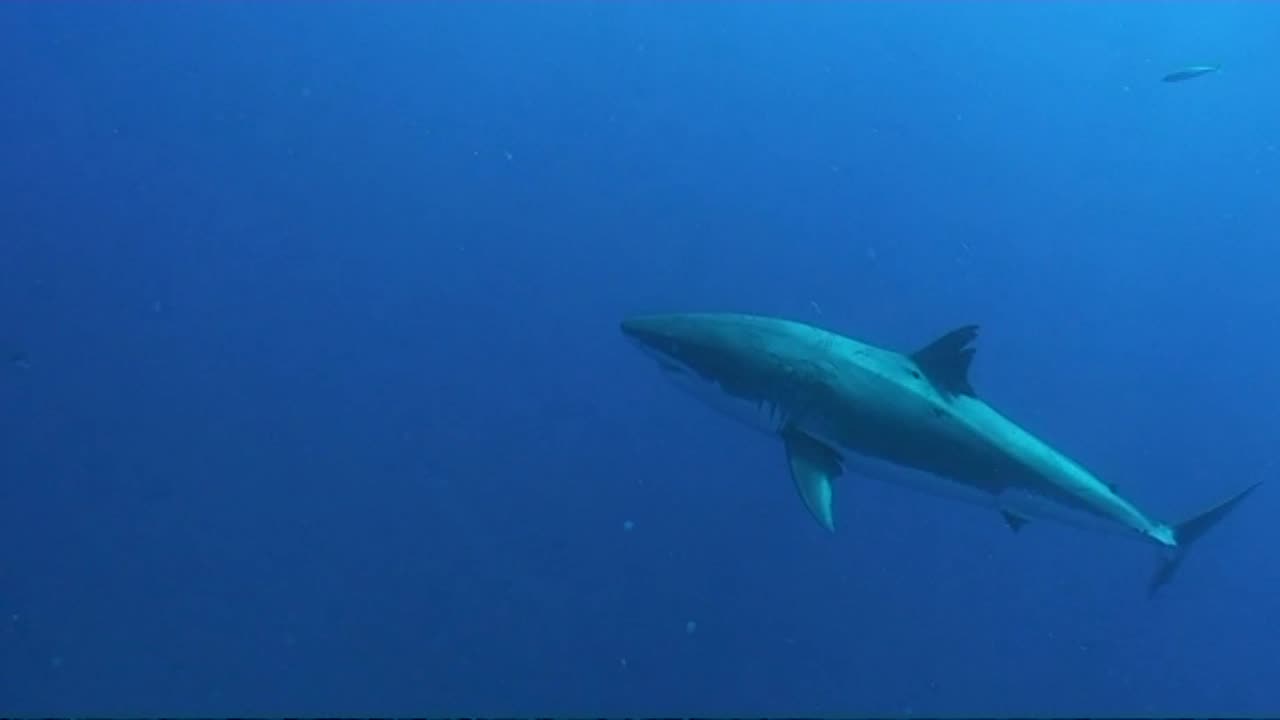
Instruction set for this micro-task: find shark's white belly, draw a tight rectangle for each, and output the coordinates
[831,446,1148,542]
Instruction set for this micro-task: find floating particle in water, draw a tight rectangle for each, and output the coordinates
[622,520,635,532]
[685,620,697,635]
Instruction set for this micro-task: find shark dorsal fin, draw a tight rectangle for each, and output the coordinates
[911,325,979,397]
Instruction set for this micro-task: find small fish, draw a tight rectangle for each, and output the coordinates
[1162,64,1220,83]
[8,350,30,371]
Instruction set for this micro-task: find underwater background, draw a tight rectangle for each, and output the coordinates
[1,1,1278,715]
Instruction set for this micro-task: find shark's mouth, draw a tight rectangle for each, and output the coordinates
[635,342,794,436]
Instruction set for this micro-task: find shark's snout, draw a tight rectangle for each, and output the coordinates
[618,316,644,340]
[619,315,676,351]
[621,314,709,377]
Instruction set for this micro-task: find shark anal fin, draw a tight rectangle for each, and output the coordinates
[782,430,843,532]
[911,325,979,396]
[1000,509,1030,533]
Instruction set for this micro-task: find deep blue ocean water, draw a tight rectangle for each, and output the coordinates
[2,2,1278,715]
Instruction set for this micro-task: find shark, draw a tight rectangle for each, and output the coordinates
[620,312,1260,594]
[1162,64,1221,83]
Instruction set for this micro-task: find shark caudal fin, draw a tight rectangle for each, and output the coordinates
[1148,481,1262,597]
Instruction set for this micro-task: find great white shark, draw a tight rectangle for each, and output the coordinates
[620,312,1260,594]
[1162,64,1221,83]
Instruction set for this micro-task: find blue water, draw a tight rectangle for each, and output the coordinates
[2,2,1277,715]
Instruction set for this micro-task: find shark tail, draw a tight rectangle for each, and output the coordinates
[1147,481,1261,597]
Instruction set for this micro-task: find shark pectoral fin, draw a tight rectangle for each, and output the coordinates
[1000,509,1030,533]
[782,431,843,532]
[911,325,979,396]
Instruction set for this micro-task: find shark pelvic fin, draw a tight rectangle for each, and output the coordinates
[782,430,843,532]
[1000,508,1030,533]
[911,325,980,396]
[1148,481,1262,597]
